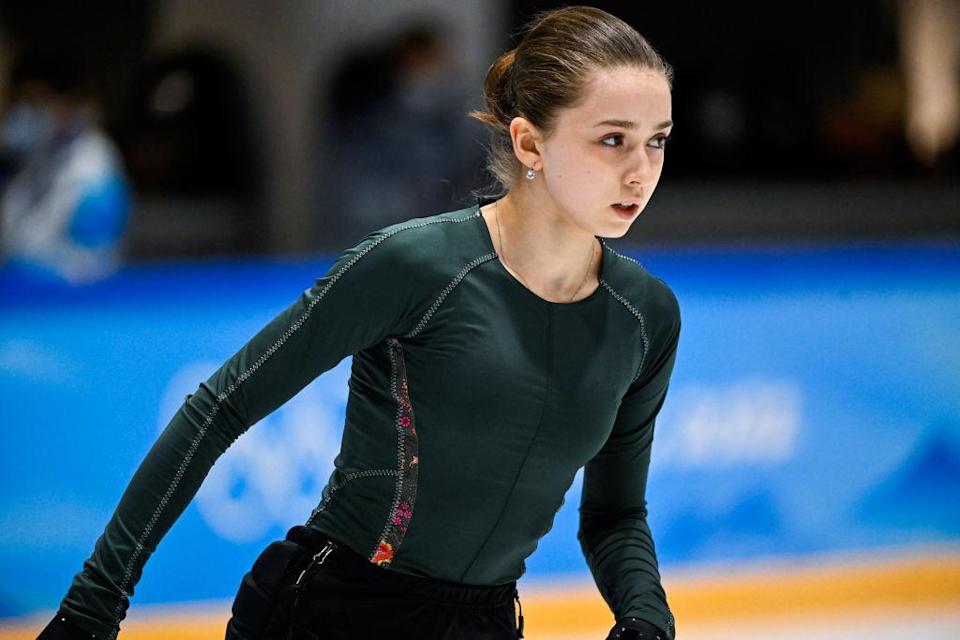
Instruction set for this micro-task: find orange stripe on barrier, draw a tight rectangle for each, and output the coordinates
[3,551,959,639]
[521,551,960,635]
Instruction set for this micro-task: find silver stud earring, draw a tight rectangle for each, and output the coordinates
[525,168,536,180]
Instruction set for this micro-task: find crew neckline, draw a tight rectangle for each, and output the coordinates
[473,197,606,307]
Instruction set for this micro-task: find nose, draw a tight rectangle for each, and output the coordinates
[625,147,658,189]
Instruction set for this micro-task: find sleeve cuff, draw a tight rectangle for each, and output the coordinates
[606,616,667,639]
[38,612,104,640]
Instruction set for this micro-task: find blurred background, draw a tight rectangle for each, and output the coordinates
[1,1,958,638]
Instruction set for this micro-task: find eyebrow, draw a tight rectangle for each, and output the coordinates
[593,119,673,130]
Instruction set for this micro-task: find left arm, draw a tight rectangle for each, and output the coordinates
[578,320,680,640]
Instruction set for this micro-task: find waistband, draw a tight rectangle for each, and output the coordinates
[285,525,518,608]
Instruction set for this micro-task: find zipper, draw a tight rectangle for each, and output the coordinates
[287,540,336,640]
[514,587,524,638]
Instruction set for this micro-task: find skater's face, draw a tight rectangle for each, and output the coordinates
[512,65,672,238]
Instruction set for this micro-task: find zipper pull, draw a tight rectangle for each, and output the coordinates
[515,587,524,638]
[316,540,336,565]
[294,540,336,586]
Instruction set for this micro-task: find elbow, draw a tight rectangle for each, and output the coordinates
[578,503,649,540]
[178,382,247,452]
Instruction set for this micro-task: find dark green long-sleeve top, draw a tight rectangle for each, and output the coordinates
[58,197,681,639]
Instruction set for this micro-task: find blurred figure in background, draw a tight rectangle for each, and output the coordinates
[899,0,960,171]
[323,18,484,244]
[0,51,130,284]
[118,47,264,258]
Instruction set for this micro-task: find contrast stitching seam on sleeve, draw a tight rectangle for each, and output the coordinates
[599,279,649,383]
[107,213,475,637]
[405,252,498,338]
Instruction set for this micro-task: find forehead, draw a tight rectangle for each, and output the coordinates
[562,66,672,129]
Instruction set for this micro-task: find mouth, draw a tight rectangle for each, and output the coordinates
[611,202,640,219]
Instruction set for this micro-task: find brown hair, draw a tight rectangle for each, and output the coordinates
[469,5,674,196]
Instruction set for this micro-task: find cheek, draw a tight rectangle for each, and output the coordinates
[650,152,666,178]
[548,149,603,188]
[552,143,590,173]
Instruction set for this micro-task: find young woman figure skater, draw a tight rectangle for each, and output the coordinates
[39,6,679,640]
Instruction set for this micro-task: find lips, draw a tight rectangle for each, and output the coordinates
[611,202,639,218]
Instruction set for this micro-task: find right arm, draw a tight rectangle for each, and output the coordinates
[40,227,428,639]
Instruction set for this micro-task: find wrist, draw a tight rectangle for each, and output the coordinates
[606,616,666,640]
[38,612,101,640]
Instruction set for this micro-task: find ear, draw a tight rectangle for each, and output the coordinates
[509,115,543,171]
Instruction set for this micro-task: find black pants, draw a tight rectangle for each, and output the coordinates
[225,525,522,640]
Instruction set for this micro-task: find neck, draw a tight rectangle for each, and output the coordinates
[491,184,600,299]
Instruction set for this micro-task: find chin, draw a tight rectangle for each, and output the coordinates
[599,216,637,238]
[603,225,632,239]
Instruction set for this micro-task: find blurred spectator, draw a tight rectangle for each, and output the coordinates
[123,48,259,198]
[899,0,960,169]
[322,19,485,244]
[116,47,264,257]
[0,51,130,284]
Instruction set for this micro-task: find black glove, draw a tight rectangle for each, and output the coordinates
[37,612,99,640]
[605,616,667,640]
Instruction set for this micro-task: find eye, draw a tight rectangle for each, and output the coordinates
[649,133,672,149]
[600,134,624,147]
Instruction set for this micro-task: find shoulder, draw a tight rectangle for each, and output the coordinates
[324,204,485,292]
[365,205,483,264]
[600,240,680,333]
[310,205,487,337]
[600,242,681,386]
